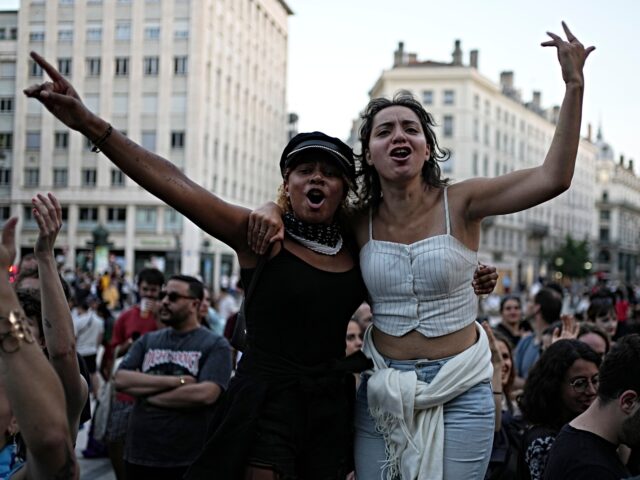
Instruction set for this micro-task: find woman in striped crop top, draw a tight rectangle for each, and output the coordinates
[348,23,594,479]
[248,23,592,480]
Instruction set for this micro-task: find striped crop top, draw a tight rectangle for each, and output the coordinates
[359,187,478,338]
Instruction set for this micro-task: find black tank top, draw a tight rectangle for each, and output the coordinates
[241,247,366,366]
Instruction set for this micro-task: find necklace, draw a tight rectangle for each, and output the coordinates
[283,212,343,255]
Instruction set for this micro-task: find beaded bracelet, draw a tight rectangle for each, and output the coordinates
[91,123,113,153]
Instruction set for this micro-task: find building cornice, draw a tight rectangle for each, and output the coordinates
[277,0,294,15]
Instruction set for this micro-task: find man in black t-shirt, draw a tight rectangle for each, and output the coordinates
[114,275,232,479]
[544,335,640,479]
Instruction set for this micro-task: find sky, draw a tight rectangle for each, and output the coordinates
[1,0,638,164]
[284,0,639,165]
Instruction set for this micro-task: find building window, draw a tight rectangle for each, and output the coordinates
[79,207,98,222]
[58,29,73,42]
[422,90,433,105]
[599,228,609,242]
[474,94,480,110]
[24,168,39,187]
[0,133,12,150]
[174,56,188,75]
[164,207,182,231]
[86,27,102,42]
[0,206,9,221]
[142,94,157,114]
[26,131,41,150]
[29,60,43,77]
[29,31,45,42]
[86,58,101,76]
[0,168,10,185]
[0,62,16,78]
[143,56,159,75]
[136,207,157,231]
[602,191,609,202]
[111,169,125,187]
[54,132,69,149]
[144,27,160,40]
[81,168,97,187]
[174,29,189,39]
[115,23,131,40]
[115,57,129,76]
[0,97,13,113]
[443,115,454,137]
[9,28,17,40]
[141,131,156,151]
[171,131,185,149]
[443,90,455,105]
[472,152,478,176]
[53,168,68,187]
[600,210,610,220]
[107,207,126,222]
[57,58,72,76]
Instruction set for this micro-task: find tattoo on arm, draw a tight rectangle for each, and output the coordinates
[44,317,52,329]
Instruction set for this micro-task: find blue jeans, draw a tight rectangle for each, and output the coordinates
[354,356,494,479]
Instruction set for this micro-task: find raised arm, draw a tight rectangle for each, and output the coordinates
[32,193,89,439]
[0,218,78,479]
[465,22,595,221]
[24,52,252,259]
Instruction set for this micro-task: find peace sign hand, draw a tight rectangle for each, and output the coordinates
[542,21,595,87]
[23,51,92,131]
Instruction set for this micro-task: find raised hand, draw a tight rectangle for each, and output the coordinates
[0,217,18,269]
[542,21,595,86]
[552,314,579,344]
[32,193,63,258]
[23,52,92,131]
[472,264,498,295]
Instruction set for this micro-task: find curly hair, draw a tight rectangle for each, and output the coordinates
[519,339,601,429]
[354,90,450,211]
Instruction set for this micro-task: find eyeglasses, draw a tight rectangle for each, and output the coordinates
[569,375,599,394]
[159,291,196,302]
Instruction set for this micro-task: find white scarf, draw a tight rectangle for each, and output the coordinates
[362,323,493,480]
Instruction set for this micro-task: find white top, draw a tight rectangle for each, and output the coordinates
[72,309,104,356]
[359,187,478,338]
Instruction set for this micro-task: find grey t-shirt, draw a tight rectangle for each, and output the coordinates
[119,327,232,467]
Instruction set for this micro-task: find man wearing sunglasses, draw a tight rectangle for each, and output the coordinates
[544,334,640,479]
[114,275,232,480]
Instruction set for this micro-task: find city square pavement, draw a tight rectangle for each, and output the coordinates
[76,406,115,480]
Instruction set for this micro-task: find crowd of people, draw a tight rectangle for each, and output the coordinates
[1,20,638,480]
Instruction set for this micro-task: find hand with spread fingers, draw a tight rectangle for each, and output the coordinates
[541,21,595,86]
[23,52,92,132]
[32,192,63,259]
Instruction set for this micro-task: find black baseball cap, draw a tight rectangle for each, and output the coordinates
[280,131,356,183]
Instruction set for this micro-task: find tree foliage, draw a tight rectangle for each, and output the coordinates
[549,235,591,278]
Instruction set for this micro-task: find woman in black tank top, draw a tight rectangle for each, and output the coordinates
[25,63,369,478]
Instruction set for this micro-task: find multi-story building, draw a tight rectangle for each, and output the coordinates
[353,40,598,290]
[594,128,640,283]
[1,0,291,289]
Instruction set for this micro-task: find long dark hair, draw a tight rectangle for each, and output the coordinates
[519,339,601,429]
[354,90,450,210]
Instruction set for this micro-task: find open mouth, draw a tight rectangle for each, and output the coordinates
[306,189,326,207]
[390,146,411,160]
